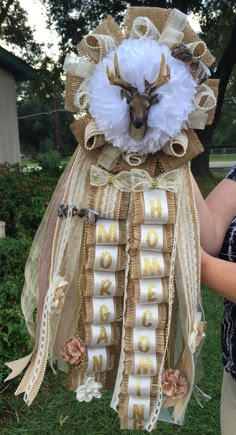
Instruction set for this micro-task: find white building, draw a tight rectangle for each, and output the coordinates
[0,46,37,164]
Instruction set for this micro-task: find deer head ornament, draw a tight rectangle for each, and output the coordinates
[106,52,171,141]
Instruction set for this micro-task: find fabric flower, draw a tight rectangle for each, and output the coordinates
[162,369,188,400]
[61,338,86,367]
[50,277,68,314]
[76,376,102,402]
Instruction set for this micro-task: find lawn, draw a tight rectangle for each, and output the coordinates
[210,153,236,163]
[0,170,224,435]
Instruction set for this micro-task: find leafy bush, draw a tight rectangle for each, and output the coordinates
[37,149,62,171]
[0,238,31,279]
[0,274,32,386]
[0,164,62,237]
[0,237,33,386]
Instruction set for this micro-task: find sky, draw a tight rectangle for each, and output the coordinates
[19,0,59,58]
[19,0,201,58]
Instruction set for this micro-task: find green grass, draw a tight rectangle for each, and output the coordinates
[210,153,236,162]
[0,173,225,435]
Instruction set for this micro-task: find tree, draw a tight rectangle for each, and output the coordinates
[17,56,76,156]
[17,96,76,156]
[0,0,42,64]
[192,7,236,175]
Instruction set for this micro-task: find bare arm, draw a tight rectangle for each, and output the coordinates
[192,176,236,256]
[201,248,236,303]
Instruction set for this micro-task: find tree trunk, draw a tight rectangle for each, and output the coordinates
[191,126,213,176]
[191,148,210,177]
[214,18,236,126]
[54,96,61,150]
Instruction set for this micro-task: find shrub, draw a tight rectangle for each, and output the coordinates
[0,237,33,385]
[0,238,31,279]
[0,274,31,386]
[37,149,62,171]
[0,164,62,237]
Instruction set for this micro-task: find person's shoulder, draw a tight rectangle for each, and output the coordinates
[226,165,236,181]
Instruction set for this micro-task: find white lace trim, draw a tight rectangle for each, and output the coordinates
[110,195,132,410]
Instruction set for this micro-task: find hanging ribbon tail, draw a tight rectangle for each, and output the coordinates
[193,384,211,408]
[4,351,34,382]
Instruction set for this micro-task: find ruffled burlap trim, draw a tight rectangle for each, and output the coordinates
[88,185,130,220]
[125,299,167,330]
[83,347,115,372]
[85,270,125,297]
[119,394,156,418]
[120,375,159,396]
[132,279,169,304]
[125,328,165,354]
[86,245,127,271]
[130,250,171,281]
[84,296,124,323]
[130,224,174,252]
[125,353,163,376]
[83,323,121,346]
[131,191,176,225]
[87,220,127,245]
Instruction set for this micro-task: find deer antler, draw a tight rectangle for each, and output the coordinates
[145,53,171,95]
[106,53,136,92]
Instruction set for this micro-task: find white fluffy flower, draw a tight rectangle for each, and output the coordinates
[89,38,197,155]
[76,376,102,402]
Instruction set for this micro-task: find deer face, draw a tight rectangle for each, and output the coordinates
[121,90,159,141]
[106,52,171,141]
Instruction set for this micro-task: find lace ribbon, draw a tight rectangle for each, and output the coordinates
[90,165,182,193]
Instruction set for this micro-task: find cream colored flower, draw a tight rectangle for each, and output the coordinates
[76,377,102,402]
